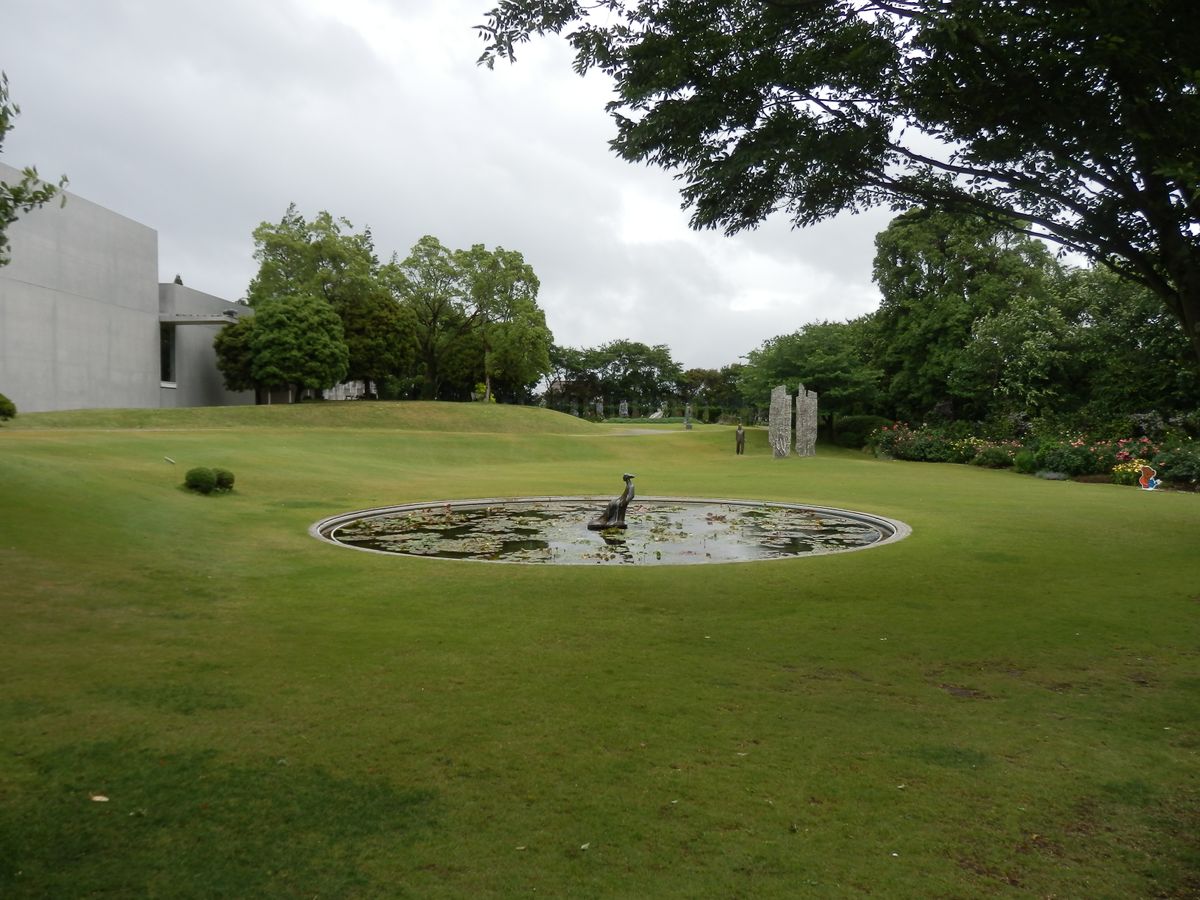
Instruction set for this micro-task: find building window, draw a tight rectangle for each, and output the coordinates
[160,324,176,385]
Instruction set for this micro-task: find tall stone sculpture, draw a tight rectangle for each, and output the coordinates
[595,399,604,419]
[619,400,629,418]
[795,384,819,457]
[768,385,792,458]
[684,403,693,430]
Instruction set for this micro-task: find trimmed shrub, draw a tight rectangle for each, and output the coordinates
[971,445,1014,468]
[0,392,15,421]
[213,468,236,491]
[834,415,892,449]
[1033,440,1105,476]
[185,467,217,494]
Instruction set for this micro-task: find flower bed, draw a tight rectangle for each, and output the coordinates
[868,423,1198,488]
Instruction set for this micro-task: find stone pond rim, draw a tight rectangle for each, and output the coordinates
[309,496,912,566]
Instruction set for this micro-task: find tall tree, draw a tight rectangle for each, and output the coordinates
[740,319,881,436]
[484,296,553,401]
[387,236,477,400]
[591,340,682,413]
[676,368,719,405]
[709,363,749,418]
[213,316,259,397]
[545,344,602,412]
[868,208,1059,420]
[248,206,414,390]
[0,72,67,266]
[455,244,550,401]
[249,296,349,403]
[477,2,1200,360]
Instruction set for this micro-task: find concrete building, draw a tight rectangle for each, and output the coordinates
[0,162,252,413]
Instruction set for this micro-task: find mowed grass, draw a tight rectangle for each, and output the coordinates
[1,403,1197,898]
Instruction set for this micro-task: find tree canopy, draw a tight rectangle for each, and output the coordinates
[248,206,415,387]
[383,237,553,402]
[0,72,66,266]
[454,243,547,401]
[477,1,1200,360]
[545,339,685,415]
[248,295,350,400]
[387,235,482,400]
[740,319,881,432]
[869,207,1059,420]
[233,208,551,403]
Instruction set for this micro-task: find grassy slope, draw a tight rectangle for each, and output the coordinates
[0,404,1197,898]
[3,400,602,433]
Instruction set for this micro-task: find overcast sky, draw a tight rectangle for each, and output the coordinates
[1,0,896,371]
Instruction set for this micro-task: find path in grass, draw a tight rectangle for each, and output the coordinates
[1,403,1197,898]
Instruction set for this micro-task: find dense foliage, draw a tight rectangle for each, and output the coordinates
[247,295,350,400]
[0,391,15,421]
[740,319,881,436]
[215,207,554,403]
[479,1,1200,361]
[735,208,1198,447]
[183,467,217,494]
[184,466,235,494]
[543,341,749,420]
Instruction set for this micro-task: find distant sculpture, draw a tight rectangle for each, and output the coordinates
[173,274,183,285]
[588,473,636,530]
[735,424,745,455]
[685,403,693,430]
[619,400,629,418]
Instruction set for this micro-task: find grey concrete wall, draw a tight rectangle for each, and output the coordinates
[0,163,161,412]
[158,283,254,408]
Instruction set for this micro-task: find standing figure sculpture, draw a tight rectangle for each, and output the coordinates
[588,473,636,530]
[735,424,745,455]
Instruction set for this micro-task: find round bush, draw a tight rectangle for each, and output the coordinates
[213,468,236,491]
[0,392,16,421]
[971,445,1014,468]
[184,467,217,494]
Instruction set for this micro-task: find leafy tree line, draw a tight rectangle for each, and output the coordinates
[544,339,747,421]
[218,206,1196,436]
[739,208,1200,441]
[214,206,553,403]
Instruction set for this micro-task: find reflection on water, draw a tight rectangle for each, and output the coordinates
[325,500,891,565]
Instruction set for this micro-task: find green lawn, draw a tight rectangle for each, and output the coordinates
[1,403,1197,898]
